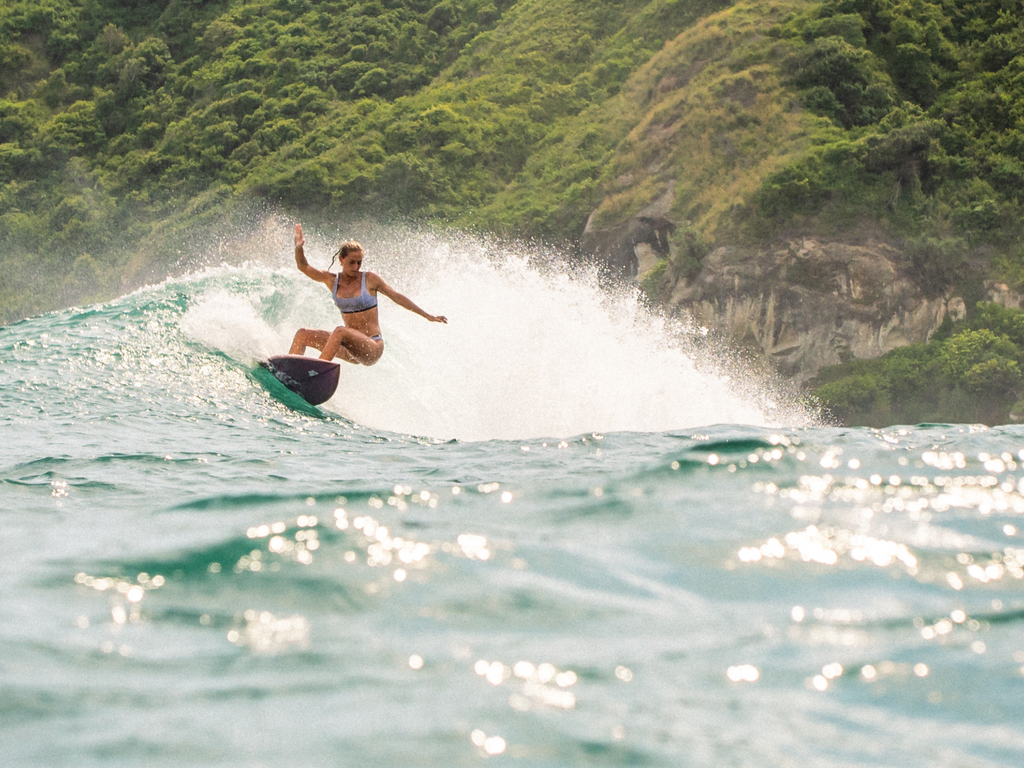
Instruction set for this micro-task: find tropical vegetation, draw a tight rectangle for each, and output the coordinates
[814,302,1024,426]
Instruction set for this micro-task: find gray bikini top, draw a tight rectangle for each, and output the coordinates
[333,272,378,314]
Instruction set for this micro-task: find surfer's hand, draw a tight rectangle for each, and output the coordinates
[294,224,304,249]
[431,315,448,324]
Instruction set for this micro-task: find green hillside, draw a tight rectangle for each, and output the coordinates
[4,0,1024,424]
[0,0,731,320]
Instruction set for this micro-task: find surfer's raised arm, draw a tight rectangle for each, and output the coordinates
[292,224,332,286]
[370,273,447,324]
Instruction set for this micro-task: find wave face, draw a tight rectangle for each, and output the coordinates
[4,226,1021,768]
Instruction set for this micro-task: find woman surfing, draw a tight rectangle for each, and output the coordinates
[288,224,447,364]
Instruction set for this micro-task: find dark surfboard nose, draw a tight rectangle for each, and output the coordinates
[261,355,341,405]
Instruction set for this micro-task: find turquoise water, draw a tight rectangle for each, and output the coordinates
[3,230,1023,766]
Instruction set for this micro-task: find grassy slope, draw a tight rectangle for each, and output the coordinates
[581,0,813,240]
[240,0,736,235]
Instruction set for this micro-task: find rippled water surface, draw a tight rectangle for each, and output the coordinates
[2,232,1023,766]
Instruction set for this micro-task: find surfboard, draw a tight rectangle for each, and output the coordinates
[258,354,341,406]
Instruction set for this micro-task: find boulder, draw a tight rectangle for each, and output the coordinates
[581,185,676,278]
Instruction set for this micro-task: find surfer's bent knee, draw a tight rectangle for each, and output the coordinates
[361,340,385,366]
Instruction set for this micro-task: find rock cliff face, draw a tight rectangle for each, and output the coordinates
[583,210,1012,384]
[664,238,966,384]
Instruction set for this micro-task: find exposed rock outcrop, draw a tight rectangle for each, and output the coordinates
[581,186,677,278]
[581,206,1019,384]
[665,238,964,384]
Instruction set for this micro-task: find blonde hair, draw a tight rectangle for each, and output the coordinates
[337,240,363,259]
[331,240,363,268]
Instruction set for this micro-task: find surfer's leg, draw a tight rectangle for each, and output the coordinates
[320,326,384,366]
[289,328,330,355]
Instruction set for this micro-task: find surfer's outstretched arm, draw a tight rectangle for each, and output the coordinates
[292,224,333,287]
[371,274,447,324]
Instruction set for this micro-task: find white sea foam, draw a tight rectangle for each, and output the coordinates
[178,224,808,440]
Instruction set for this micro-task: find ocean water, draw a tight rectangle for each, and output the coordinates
[2,227,1024,767]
